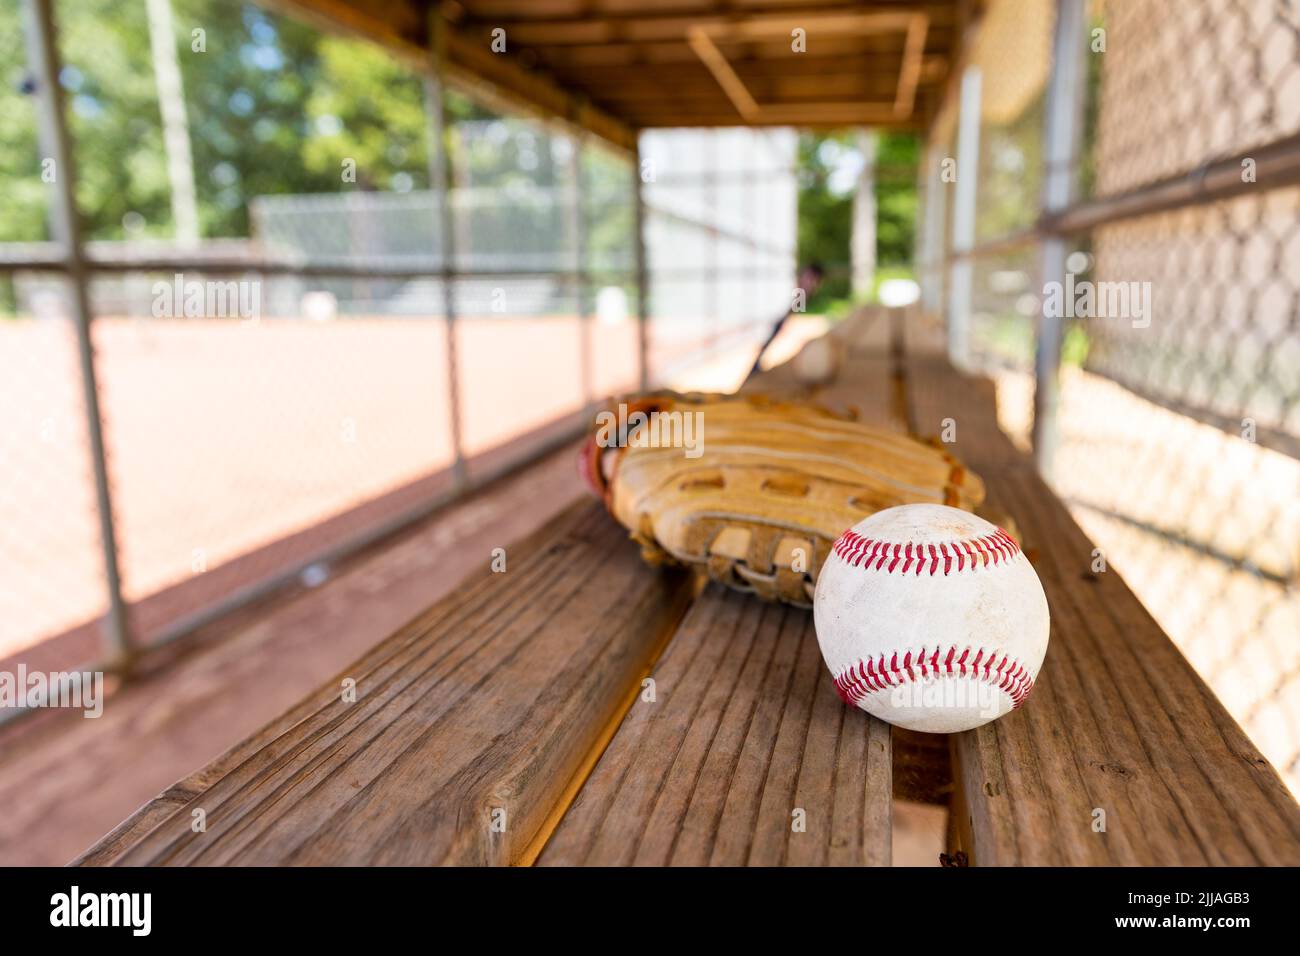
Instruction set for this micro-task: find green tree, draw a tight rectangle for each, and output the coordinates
[173,0,360,237]
[2,0,169,242]
[0,2,48,243]
[797,131,919,311]
[299,33,431,191]
[797,132,854,310]
[0,0,634,266]
[875,132,918,267]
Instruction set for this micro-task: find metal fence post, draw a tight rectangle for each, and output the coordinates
[947,65,981,369]
[707,133,719,350]
[1033,0,1088,479]
[633,137,650,390]
[425,10,467,490]
[567,120,592,409]
[22,0,133,662]
[851,130,877,299]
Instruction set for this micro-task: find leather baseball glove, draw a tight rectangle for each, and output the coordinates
[581,391,986,606]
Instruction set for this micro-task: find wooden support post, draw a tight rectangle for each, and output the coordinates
[633,138,650,390]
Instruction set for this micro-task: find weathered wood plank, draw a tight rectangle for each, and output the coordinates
[540,309,897,866]
[904,351,1300,865]
[739,307,903,430]
[77,499,694,866]
[537,585,892,865]
[81,305,1292,870]
[898,304,949,356]
[9,446,587,867]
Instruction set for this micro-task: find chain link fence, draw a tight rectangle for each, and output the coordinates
[0,0,797,680]
[640,127,799,384]
[921,0,1300,794]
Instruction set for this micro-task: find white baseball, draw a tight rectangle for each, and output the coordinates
[813,503,1049,733]
[791,335,841,385]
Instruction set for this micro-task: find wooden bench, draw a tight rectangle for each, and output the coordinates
[78,308,1300,866]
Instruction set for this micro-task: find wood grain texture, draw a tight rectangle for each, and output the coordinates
[739,307,902,431]
[76,500,693,866]
[75,306,1299,868]
[538,585,892,865]
[904,351,1300,865]
[1,445,588,867]
[541,308,896,866]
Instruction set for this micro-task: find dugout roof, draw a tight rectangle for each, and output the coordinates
[270,0,977,151]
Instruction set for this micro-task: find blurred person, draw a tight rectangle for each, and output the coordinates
[749,261,825,378]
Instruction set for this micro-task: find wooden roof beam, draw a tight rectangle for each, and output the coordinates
[461,2,958,40]
[894,12,929,117]
[542,57,948,84]
[684,8,933,126]
[263,0,638,152]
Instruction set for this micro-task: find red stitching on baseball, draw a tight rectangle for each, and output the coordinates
[832,645,1036,710]
[832,528,1019,576]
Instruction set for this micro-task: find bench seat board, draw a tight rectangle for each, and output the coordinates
[77,500,693,866]
[542,311,898,866]
[538,585,892,866]
[76,307,1300,868]
[903,349,1300,865]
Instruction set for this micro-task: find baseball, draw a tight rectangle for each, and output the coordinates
[813,503,1049,733]
[790,335,841,385]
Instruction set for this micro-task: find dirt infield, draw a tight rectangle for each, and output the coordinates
[0,315,641,659]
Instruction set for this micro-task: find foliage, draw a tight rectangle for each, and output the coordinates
[797,130,918,313]
[796,131,854,310]
[874,133,917,266]
[172,0,341,237]
[3,0,914,304]
[0,3,45,242]
[0,0,507,243]
[1062,321,1091,368]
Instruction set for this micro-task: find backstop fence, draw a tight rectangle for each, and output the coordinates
[0,0,795,681]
